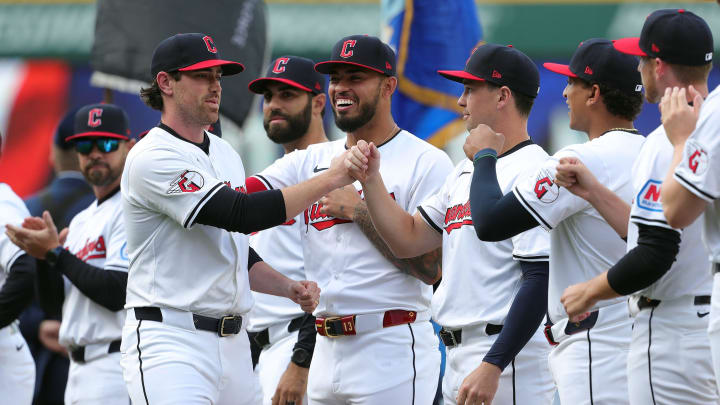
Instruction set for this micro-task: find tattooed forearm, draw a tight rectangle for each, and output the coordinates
[353,202,442,285]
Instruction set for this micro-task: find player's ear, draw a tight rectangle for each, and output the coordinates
[382,76,397,98]
[127,138,137,150]
[586,84,601,106]
[312,93,326,116]
[496,86,512,111]
[156,72,174,96]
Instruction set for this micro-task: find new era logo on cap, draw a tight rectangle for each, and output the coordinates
[492,70,502,79]
[315,35,397,77]
[614,9,713,67]
[543,38,642,96]
[248,56,326,95]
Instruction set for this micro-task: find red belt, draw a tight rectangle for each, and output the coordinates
[315,310,418,337]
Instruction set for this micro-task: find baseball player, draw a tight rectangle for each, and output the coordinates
[118,33,352,405]
[0,133,36,404]
[245,55,329,405]
[344,44,555,405]
[465,39,645,404]
[6,103,135,404]
[555,13,718,404]
[246,35,453,404]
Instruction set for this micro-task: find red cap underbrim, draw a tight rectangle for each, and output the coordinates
[542,63,578,77]
[437,70,486,84]
[248,77,313,94]
[66,132,130,141]
[179,59,245,75]
[314,61,386,75]
[613,37,647,57]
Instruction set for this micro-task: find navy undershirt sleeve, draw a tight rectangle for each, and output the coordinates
[606,223,681,296]
[470,150,538,242]
[248,247,263,271]
[54,249,128,312]
[194,186,287,234]
[483,260,549,371]
[293,313,317,356]
[36,258,65,318]
[0,254,36,328]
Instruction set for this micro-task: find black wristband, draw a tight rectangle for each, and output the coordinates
[44,246,65,267]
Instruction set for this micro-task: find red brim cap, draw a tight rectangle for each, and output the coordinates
[314,61,386,75]
[248,77,313,94]
[613,37,647,57]
[66,132,130,141]
[179,59,245,75]
[542,63,578,78]
[437,70,486,84]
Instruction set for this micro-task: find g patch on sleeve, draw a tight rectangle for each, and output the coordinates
[636,179,662,212]
[167,170,205,194]
[533,168,559,203]
[685,139,709,176]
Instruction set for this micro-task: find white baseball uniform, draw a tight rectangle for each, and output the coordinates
[247,213,308,405]
[120,126,260,405]
[513,129,645,404]
[674,84,720,392]
[59,188,130,404]
[252,131,452,405]
[0,183,35,405]
[625,126,718,404]
[417,141,555,405]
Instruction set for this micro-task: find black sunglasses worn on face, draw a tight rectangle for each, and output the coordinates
[74,138,121,155]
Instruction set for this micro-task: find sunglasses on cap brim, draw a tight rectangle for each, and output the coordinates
[74,138,121,155]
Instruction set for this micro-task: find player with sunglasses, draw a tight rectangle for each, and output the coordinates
[6,103,136,405]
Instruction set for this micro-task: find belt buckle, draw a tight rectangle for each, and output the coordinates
[322,316,342,338]
[219,316,238,337]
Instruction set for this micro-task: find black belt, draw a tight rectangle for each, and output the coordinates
[439,324,503,348]
[134,307,242,337]
[70,340,121,363]
[250,315,306,349]
[637,295,711,310]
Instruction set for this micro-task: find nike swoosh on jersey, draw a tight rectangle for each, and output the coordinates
[698,311,710,318]
[15,344,23,351]
[313,166,329,173]
[459,171,471,176]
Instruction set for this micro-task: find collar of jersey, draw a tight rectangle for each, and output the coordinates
[343,127,402,150]
[498,139,534,159]
[158,123,210,155]
[97,185,120,206]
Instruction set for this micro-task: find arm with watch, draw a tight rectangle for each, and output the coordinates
[271,313,315,405]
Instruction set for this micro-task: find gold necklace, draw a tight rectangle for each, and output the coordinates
[377,123,399,146]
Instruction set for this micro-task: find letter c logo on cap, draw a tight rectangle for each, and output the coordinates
[272,57,289,74]
[88,108,103,128]
[340,40,357,58]
[203,36,217,54]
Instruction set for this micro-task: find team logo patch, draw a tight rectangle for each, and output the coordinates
[168,170,205,194]
[87,108,103,127]
[443,201,472,234]
[636,179,663,212]
[272,57,289,74]
[534,169,559,203]
[76,236,107,262]
[340,40,356,58]
[686,140,708,175]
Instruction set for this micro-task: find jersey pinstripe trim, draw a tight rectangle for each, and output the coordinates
[674,172,718,202]
[512,187,553,230]
[105,264,130,272]
[512,254,549,262]
[417,206,442,234]
[254,174,274,190]
[182,182,225,228]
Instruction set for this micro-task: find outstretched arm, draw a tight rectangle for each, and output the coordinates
[341,142,443,284]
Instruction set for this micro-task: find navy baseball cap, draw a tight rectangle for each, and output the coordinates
[438,43,540,98]
[249,56,325,94]
[67,103,131,142]
[151,33,245,77]
[544,39,643,95]
[614,9,713,66]
[315,35,396,77]
[54,109,78,150]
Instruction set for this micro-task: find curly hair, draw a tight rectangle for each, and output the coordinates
[140,71,181,111]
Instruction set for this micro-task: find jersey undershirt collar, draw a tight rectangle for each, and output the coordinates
[158,123,210,155]
[499,139,533,159]
[97,185,120,206]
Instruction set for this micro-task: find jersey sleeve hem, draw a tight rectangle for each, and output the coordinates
[253,175,274,191]
[183,182,225,229]
[512,254,549,262]
[4,249,24,272]
[417,206,443,234]
[629,215,677,232]
[512,187,553,231]
[674,172,717,202]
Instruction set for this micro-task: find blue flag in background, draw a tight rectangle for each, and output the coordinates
[382,0,482,147]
